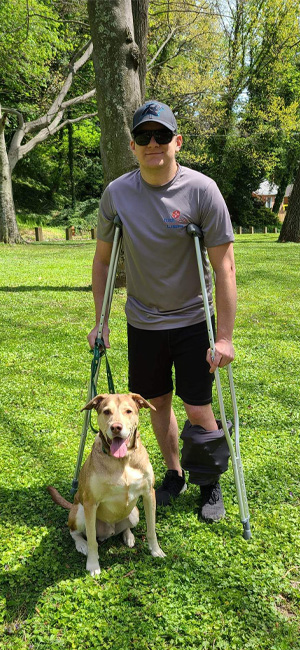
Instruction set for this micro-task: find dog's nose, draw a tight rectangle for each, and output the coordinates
[111,422,123,434]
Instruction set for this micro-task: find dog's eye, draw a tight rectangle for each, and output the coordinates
[103,408,111,415]
[125,409,133,414]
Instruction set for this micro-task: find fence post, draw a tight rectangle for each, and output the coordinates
[66,227,73,240]
[264,226,268,234]
[238,226,242,234]
[249,226,254,234]
[35,226,43,242]
[274,227,277,233]
[91,228,96,240]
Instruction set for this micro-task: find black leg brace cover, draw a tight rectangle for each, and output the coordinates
[180,419,233,486]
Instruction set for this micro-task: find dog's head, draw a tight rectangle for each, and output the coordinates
[81,393,155,458]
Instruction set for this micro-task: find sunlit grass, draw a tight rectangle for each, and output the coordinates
[0,234,299,649]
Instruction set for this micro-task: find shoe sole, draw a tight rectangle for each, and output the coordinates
[198,510,226,523]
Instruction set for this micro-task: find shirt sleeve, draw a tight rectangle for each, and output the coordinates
[199,180,234,248]
[96,185,117,241]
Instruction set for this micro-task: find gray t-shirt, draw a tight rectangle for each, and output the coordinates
[97,165,234,330]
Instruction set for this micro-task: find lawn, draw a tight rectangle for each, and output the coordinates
[0,234,299,650]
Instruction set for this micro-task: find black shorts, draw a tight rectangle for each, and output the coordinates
[127,318,215,406]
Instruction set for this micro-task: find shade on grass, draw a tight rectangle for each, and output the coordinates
[0,234,299,650]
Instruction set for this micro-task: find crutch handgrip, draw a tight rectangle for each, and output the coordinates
[187,223,203,238]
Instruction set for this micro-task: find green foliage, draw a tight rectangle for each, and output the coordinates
[51,198,100,230]
[0,0,90,110]
[0,235,300,648]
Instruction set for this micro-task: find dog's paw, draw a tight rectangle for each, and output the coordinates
[89,567,101,577]
[123,528,135,548]
[86,559,101,576]
[150,546,166,558]
[75,538,88,556]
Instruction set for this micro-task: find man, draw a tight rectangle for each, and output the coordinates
[88,101,236,522]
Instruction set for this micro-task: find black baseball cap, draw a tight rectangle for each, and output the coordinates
[132,101,177,134]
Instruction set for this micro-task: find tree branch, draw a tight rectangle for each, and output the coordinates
[61,88,96,110]
[1,107,24,129]
[147,27,177,69]
[24,41,93,134]
[51,112,98,134]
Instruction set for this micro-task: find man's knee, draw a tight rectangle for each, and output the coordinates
[184,402,216,430]
[150,392,173,411]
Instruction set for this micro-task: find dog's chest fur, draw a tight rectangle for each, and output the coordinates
[90,463,151,523]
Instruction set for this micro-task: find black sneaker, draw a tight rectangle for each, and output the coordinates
[156,470,187,506]
[199,482,225,522]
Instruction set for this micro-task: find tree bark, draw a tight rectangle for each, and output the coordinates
[0,107,22,243]
[131,0,149,101]
[278,164,300,242]
[67,111,76,209]
[87,0,144,186]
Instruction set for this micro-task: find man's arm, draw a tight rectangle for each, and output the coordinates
[87,239,113,349]
[206,242,237,373]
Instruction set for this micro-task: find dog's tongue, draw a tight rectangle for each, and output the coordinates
[110,437,128,458]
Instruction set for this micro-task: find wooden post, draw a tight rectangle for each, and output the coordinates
[238,226,242,234]
[264,226,268,234]
[249,226,254,234]
[66,227,73,240]
[91,228,96,239]
[274,227,277,233]
[35,226,43,241]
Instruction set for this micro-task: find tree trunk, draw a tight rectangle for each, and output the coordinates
[131,0,149,101]
[87,0,144,186]
[278,164,300,242]
[0,108,22,243]
[67,111,76,209]
[272,174,289,215]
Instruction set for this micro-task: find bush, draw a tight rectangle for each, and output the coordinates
[231,197,281,229]
[50,198,99,230]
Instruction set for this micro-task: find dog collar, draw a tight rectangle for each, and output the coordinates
[99,430,110,455]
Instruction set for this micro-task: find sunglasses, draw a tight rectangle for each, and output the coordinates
[133,128,176,146]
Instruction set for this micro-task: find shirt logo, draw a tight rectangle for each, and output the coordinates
[163,210,188,228]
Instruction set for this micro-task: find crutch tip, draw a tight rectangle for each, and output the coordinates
[242,520,251,540]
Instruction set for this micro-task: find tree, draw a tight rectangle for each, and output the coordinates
[278,163,300,242]
[0,42,97,243]
[87,0,149,187]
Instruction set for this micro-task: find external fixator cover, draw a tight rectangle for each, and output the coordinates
[181,419,233,486]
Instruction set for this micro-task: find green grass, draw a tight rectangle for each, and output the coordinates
[0,234,299,650]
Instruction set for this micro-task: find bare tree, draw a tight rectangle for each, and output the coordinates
[0,42,97,244]
[87,0,149,186]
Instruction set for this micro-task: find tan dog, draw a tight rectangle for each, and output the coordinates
[48,393,165,576]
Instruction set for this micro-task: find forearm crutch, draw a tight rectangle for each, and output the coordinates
[70,215,123,494]
[187,224,251,540]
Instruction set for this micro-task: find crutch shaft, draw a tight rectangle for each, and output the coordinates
[70,216,122,494]
[187,223,251,539]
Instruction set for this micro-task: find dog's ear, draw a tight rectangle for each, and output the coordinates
[129,393,156,411]
[80,394,108,412]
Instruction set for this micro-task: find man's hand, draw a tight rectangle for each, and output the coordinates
[87,323,110,350]
[206,338,235,374]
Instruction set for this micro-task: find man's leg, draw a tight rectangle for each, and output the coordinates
[150,392,182,475]
[183,402,217,431]
[150,392,187,505]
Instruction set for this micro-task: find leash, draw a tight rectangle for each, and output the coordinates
[89,337,115,433]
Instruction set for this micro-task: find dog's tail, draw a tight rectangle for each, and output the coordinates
[47,486,72,510]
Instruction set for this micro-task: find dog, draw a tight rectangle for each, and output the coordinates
[47,392,165,576]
